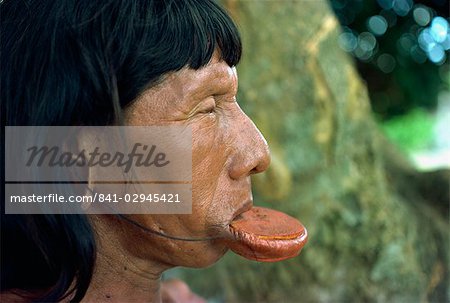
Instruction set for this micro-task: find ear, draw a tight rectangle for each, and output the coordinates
[69,128,97,213]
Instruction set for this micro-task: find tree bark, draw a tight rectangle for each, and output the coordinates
[179,1,449,301]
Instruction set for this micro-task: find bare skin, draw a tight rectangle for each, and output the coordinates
[81,51,271,302]
[82,216,205,302]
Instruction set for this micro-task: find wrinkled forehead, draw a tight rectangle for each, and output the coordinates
[166,58,238,98]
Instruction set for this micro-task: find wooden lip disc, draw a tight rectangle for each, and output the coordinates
[225,207,308,262]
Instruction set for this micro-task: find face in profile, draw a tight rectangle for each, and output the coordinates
[108,51,271,268]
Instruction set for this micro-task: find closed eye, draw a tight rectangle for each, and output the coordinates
[196,97,216,115]
[199,106,215,114]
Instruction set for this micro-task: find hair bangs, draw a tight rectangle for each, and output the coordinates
[161,0,242,70]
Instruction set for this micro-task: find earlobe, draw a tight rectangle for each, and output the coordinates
[82,169,94,213]
[72,130,96,213]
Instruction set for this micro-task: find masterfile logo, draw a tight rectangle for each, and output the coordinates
[5,126,193,215]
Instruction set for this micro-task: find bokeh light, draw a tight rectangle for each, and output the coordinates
[377,53,396,73]
[358,32,377,51]
[338,30,358,52]
[418,29,436,52]
[442,34,450,50]
[332,0,449,118]
[397,33,415,54]
[338,1,449,66]
[377,0,394,10]
[367,15,388,36]
[430,16,448,43]
[427,44,446,64]
[413,6,431,26]
[392,0,413,17]
[377,0,414,16]
[418,16,449,65]
[410,45,427,64]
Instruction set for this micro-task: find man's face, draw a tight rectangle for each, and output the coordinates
[120,52,271,268]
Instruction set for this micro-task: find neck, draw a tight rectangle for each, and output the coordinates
[82,216,170,303]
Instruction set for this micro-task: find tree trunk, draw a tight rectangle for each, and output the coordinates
[178,1,449,301]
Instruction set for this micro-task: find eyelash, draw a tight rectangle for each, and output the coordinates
[198,97,217,114]
[201,106,215,114]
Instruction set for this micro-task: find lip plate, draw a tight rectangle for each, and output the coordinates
[230,199,253,222]
[223,206,308,262]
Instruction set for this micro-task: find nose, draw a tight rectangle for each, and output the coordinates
[228,106,271,180]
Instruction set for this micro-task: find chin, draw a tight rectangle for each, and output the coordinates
[179,242,229,268]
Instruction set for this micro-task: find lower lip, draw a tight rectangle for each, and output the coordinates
[221,206,308,262]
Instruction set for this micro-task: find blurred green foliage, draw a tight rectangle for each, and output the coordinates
[381,108,434,152]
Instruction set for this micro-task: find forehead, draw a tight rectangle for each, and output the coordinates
[160,55,237,99]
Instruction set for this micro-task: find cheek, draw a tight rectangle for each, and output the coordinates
[191,120,223,193]
[190,120,233,223]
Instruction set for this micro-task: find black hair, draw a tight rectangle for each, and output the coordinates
[1,0,241,301]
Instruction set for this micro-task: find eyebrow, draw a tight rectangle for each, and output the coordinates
[189,65,234,99]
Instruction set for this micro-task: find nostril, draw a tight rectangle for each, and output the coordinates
[251,145,271,175]
[249,167,261,175]
[230,143,271,180]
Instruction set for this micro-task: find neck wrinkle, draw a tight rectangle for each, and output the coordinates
[82,215,170,303]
